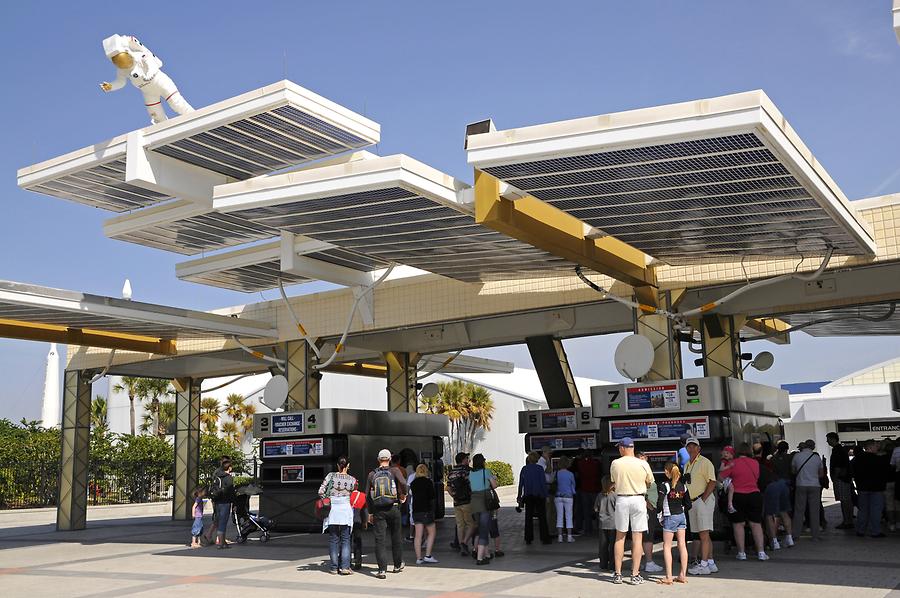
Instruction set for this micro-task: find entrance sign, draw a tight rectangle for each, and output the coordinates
[281,464,305,483]
[262,437,324,458]
[626,384,680,412]
[610,416,710,442]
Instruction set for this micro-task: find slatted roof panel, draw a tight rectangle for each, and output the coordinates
[0,280,276,340]
[466,90,876,265]
[18,80,379,212]
[779,302,900,337]
[213,155,578,283]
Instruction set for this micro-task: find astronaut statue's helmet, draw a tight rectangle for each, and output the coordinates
[110,53,134,69]
[103,34,135,69]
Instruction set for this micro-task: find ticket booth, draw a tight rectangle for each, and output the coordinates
[253,408,449,532]
[518,407,602,466]
[591,377,789,475]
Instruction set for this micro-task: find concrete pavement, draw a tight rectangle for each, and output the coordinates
[1,487,898,598]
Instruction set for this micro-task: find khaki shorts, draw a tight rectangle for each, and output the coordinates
[454,503,475,538]
[689,494,716,533]
[614,495,648,533]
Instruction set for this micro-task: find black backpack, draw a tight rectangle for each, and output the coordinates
[449,469,472,504]
[370,468,398,508]
[209,475,226,501]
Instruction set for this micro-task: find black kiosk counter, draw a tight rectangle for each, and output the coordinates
[591,377,789,475]
[253,408,449,532]
[518,407,601,461]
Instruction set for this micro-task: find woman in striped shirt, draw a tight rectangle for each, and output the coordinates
[318,457,358,575]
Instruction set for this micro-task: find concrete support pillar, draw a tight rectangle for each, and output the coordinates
[700,314,746,379]
[525,336,582,408]
[286,340,320,410]
[172,377,201,521]
[57,370,91,531]
[634,290,684,382]
[384,351,419,413]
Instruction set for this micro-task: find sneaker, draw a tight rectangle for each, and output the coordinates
[706,562,718,573]
[375,570,387,579]
[688,564,710,575]
[476,559,489,566]
[416,558,424,565]
[735,552,747,561]
[339,569,352,575]
[613,573,623,584]
[423,555,439,563]
[392,563,405,573]
[460,548,471,557]
[771,538,781,550]
[493,550,505,557]
[784,535,794,547]
[630,574,645,585]
[644,561,664,573]
[567,535,575,543]
[757,552,769,561]
[558,535,564,543]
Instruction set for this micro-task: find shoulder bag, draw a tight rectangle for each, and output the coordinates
[483,470,501,511]
[315,473,334,521]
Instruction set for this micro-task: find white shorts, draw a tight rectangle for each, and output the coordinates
[689,494,716,533]
[614,495,648,533]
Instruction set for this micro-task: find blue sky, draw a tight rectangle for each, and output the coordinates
[1,1,898,421]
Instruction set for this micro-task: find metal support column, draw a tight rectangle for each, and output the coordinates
[286,340,320,410]
[525,336,582,408]
[57,370,91,531]
[172,377,201,521]
[700,314,746,379]
[634,290,684,382]
[384,351,420,413]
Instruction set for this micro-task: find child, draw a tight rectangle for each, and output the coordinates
[656,461,692,585]
[555,456,576,543]
[594,476,616,571]
[718,445,737,514]
[190,487,206,548]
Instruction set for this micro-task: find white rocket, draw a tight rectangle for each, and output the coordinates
[40,343,60,428]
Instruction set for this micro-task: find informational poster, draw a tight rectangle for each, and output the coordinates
[262,437,324,458]
[271,413,304,435]
[541,409,577,430]
[640,450,677,473]
[626,384,679,411]
[609,416,710,442]
[281,464,305,483]
[529,433,597,452]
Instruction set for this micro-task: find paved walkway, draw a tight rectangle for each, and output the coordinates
[1,488,898,598]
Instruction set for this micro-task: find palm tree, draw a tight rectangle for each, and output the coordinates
[137,378,172,437]
[224,393,245,428]
[423,381,494,455]
[221,421,240,447]
[462,384,494,453]
[90,395,108,429]
[200,397,221,434]
[240,402,256,438]
[157,401,177,436]
[112,376,141,436]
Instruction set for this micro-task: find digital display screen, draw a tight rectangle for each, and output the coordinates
[541,410,577,430]
[626,384,679,411]
[281,465,305,483]
[263,437,324,458]
[271,413,304,435]
[529,433,597,452]
[609,417,709,442]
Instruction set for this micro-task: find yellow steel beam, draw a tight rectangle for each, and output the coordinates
[474,170,657,291]
[744,317,791,345]
[325,362,388,379]
[0,318,178,355]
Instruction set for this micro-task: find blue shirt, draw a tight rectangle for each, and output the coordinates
[677,447,690,470]
[469,468,495,492]
[518,463,548,498]
[556,469,576,497]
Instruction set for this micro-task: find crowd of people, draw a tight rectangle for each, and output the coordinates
[193,433,899,582]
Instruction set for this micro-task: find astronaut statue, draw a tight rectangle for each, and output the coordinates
[99,34,194,125]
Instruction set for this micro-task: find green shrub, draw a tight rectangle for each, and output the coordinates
[486,460,514,487]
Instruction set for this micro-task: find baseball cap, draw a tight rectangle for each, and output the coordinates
[378,449,392,461]
[685,437,700,447]
[455,452,469,464]
[617,437,635,448]
[722,445,735,454]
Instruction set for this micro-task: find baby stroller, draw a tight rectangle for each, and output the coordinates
[232,484,275,543]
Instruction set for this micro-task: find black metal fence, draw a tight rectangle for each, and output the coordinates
[0,459,247,509]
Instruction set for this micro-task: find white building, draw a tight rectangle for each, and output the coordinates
[784,356,900,459]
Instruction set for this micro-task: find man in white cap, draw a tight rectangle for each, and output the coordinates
[609,437,654,585]
[365,449,408,579]
[683,437,718,575]
[99,34,194,124]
